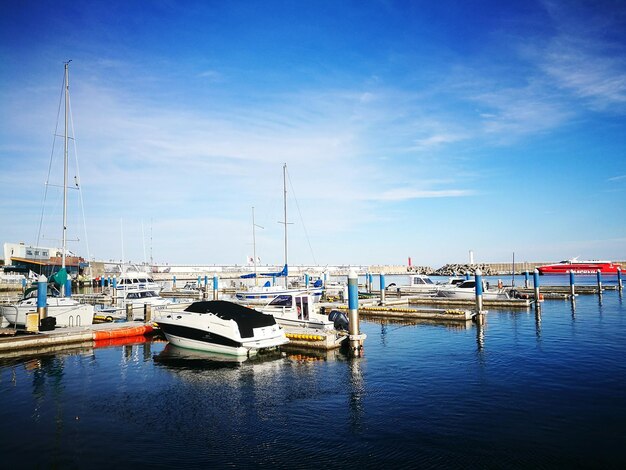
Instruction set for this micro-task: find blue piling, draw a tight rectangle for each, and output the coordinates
[618,267,623,291]
[596,270,602,294]
[524,271,529,288]
[533,269,541,310]
[379,272,386,304]
[474,269,484,314]
[65,279,72,298]
[173,275,177,291]
[569,270,575,297]
[100,276,105,291]
[197,276,201,287]
[21,278,26,293]
[348,270,364,356]
[37,275,48,320]
[305,273,309,289]
[213,275,219,300]
[465,272,470,280]
[368,273,373,293]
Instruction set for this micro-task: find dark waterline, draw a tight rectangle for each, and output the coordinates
[1,286,625,469]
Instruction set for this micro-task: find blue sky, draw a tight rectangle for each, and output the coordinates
[1,0,625,268]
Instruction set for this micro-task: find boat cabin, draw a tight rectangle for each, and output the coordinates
[266,293,311,320]
[410,275,435,286]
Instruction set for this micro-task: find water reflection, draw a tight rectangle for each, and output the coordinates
[475,315,485,353]
[348,357,365,433]
[570,297,576,319]
[535,309,542,341]
[153,343,275,369]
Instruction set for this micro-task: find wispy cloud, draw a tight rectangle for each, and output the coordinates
[537,0,626,112]
[372,188,475,202]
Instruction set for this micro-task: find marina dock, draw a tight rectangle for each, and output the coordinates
[0,322,154,354]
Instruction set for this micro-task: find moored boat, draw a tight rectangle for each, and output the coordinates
[537,258,622,275]
[436,279,510,300]
[155,300,289,356]
[256,291,336,330]
[0,282,94,327]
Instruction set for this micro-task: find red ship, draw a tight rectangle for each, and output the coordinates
[537,258,622,275]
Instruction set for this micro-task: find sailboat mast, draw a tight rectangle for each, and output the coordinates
[252,206,258,287]
[283,163,288,288]
[62,61,70,271]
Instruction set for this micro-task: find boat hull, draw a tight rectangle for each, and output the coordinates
[156,304,289,357]
[537,262,621,275]
[235,287,323,304]
[0,299,94,327]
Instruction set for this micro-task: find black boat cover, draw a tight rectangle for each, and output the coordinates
[184,300,277,338]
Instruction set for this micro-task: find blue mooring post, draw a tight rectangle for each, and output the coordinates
[37,275,48,321]
[348,270,365,356]
[213,275,219,300]
[21,277,26,294]
[465,272,470,280]
[533,269,541,311]
[197,276,201,287]
[379,272,386,304]
[596,270,602,294]
[65,279,72,298]
[203,275,209,299]
[569,270,575,297]
[618,267,623,291]
[474,268,484,314]
[524,271,529,288]
[173,275,177,291]
[368,273,373,293]
[305,273,309,289]
[100,276,105,291]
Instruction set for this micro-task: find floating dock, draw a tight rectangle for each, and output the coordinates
[282,326,348,350]
[0,322,154,354]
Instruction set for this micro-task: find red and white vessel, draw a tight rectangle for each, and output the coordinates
[537,258,622,275]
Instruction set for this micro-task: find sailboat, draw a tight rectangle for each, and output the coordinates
[234,164,323,305]
[1,62,95,328]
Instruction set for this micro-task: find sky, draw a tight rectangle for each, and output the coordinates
[1,0,625,268]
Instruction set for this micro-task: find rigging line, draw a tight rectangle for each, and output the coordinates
[36,71,66,253]
[69,91,91,262]
[285,166,318,266]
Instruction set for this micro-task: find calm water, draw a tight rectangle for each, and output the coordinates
[1,280,625,469]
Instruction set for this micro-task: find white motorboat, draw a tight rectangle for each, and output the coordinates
[156,300,289,356]
[388,274,439,295]
[1,284,94,327]
[1,63,94,328]
[436,279,510,300]
[111,265,162,294]
[256,291,336,330]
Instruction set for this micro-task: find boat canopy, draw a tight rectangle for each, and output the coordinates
[49,268,68,288]
[183,301,277,338]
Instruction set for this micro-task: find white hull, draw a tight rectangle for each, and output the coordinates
[163,332,252,356]
[236,287,323,304]
[1,298,94,327]
[156,301,289,357]
[437,288,509,300]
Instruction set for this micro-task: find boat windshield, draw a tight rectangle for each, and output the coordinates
[268,295,292,307]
